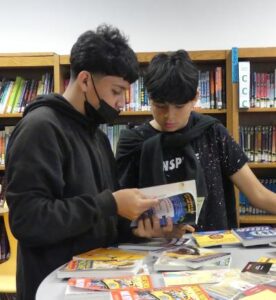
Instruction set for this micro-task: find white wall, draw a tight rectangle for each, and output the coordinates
[1,0,276,54]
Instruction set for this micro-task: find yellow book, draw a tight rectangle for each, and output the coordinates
[73,247,147,261]
[193,230,241,247]
[258,257,276,263]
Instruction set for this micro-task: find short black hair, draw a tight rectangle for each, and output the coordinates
[144,50,199,104]
[70,24,139,83]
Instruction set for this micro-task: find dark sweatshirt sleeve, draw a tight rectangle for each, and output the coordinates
[5,115,117,247]
[116,129,141,188]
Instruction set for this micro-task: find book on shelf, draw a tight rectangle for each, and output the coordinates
[111,285,211,300]
[162,268,238,286]
[132,180,203,227]
[231,226,276,247]
[153,244,231,271]
[192,229,241,248]
[67,274,152,291]
[238,61,250,108]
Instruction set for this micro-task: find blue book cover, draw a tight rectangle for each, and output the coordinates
[232,226,276,246]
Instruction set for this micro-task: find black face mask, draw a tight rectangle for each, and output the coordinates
[84,99,120,124]
[84,74,121,124]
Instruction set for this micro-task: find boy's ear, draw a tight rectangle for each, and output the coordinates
[77,71,90,91]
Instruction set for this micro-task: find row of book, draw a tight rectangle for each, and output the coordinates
[240,178,276,215]
[249,71,276,108]
[0,126,15,167]
[99,124,127,154]
[239,62,276,108]
[0,73,53,114]
[239,125,276,162]
[196,67,226,109]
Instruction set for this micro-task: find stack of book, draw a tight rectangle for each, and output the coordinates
[57,248,148,279]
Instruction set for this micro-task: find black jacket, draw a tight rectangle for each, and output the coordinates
[116,112,248,231]
[5,94,132,300]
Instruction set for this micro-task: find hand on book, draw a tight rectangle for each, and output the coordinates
[113,188,159,220]
[132,216,195,239]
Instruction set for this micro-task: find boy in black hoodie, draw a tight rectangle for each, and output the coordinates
[5,25,165,300]
[116,50,276,231]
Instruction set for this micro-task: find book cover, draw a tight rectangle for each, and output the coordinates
[239,61,250,108]
[132,180,201,227]
[68,274,152,291]
[242,261,276,276]
[205,272,274,300]
[73,247,147,261]
[241,282,276,299]
[111,285,211,300]
[192,230,241,247]
[154,245,231,271]
[232,226,276,246]
[162,269,237,286]
[57,259,144,279]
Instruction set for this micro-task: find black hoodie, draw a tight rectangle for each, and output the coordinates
[5,94,132,300]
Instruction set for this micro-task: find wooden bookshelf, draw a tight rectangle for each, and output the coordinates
[240,215,276,224]
[232,47,276,225]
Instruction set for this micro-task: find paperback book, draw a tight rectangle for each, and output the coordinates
[67,274,152,291]
[205,271,274,300]
[162,269,238,286]
[242,261,276,277]
[58,248,148,279]
[111,285,211,300]
[153,244,231,271]
[132,180,203,227]
[73,247,147,261]
[232,226,276,247]
[192,229,241,248]
[57,259,145,279]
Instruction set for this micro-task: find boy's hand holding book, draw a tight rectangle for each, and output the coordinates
[113,188,159,220]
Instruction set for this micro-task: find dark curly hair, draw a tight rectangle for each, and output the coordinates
[70,24,139,83]
[144,50,199,104]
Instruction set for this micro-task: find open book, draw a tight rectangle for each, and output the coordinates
[132,180,203,227]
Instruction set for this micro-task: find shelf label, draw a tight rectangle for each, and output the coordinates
[232,47,239,83]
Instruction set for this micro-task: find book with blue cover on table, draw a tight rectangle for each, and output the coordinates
[232,226,276,247]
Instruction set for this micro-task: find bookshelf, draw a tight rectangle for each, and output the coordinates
[231,47,276,225]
